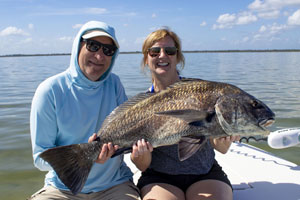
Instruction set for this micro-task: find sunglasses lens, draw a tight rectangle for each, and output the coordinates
[86,40,100,52]
[165,47,177,55]
[84,39,116,56]
[148,47,161,57]
[102,45,116,56]
[148,47,177,57]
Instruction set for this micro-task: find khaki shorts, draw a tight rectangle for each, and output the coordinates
[28,181,140,200]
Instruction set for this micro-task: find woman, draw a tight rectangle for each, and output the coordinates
[130,28,240,200]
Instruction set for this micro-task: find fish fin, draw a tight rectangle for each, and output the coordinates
[188,121,204,126]
[178,136,207,161]
[188,111,216,126]
[111,147,132,158]
[180,77,203,82]
[39,142,101,195]
[155,109,207,124]
[100,93,155,129]
[166,77,204,89]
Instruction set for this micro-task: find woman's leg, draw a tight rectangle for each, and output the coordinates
[186,179,232,200]
[141,183,185,200]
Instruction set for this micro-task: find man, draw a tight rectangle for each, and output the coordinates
[29,21,140,200]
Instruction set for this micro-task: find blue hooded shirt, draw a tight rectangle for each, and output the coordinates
[30,21,133,193]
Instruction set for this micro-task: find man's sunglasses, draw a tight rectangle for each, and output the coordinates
[147,47,177,57]
[83,39,117,56]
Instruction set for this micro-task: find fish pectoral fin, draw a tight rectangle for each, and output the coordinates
[111,147,132,158]
[188,111,216,126]
[178,136,207,161]
[155,109,208,124]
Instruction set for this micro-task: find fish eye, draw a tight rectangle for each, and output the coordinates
[252,100,261,108]
[252,100,258,107]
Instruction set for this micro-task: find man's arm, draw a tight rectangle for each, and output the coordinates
[30,83,58,171]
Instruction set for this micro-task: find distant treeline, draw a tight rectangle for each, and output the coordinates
[1,49,300,57]
[0,53,71,58]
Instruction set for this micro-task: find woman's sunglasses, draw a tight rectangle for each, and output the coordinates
[83,39,117,56]
[147,47,177,57]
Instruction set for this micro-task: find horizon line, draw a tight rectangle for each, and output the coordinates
[1,49,300,57]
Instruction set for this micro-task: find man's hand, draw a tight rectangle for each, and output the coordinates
[88,133,119,164]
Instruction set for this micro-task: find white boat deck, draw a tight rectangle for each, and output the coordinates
[124,142,300,200]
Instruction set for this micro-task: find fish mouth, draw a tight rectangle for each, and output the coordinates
[259,118,275,129]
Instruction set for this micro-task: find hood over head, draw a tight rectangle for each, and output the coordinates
[68,21,119,88]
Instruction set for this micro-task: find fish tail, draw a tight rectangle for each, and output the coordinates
[40,141,101,195]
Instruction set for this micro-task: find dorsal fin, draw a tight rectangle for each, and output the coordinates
[100,92,155,129]
[156,78,205,94]
[180,77,203,82]
[166,77,203,88]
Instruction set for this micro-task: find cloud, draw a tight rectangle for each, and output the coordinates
[242,37,250,42]
[119,38,126,44]
[269,23,288,34]
[84,8,107,14]
[248,0,272,11]
[258,10,280,19]
[217,13,236,24]
[213,12,257,29]
[253,23,288,41]
[28,24,34,29]
[59,36,73,41]
[149,27,158,31]
[248,0,300,12]
[22,38,33,43]
[213,13,236,29]
[259,25,267,32]
[72,24,83,29]
[288,9,300,25]
[200,21,207,26]
[152,13,157,18]
[236,12,258,25]
[125,12,137,17]
[31,7,108,16]
[0,26,29,37]
[248,0,300,21]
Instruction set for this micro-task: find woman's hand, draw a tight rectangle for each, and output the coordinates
[131,139,153,158]
[131,139,153,171]
[88,133,119,164]
[211,135,240,154]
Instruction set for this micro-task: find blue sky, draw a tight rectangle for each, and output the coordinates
[1,0,300,55]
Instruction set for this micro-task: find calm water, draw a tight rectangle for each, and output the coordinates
[0,52,299,199]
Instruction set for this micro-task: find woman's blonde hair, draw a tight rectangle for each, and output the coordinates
[141,27,185,73]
